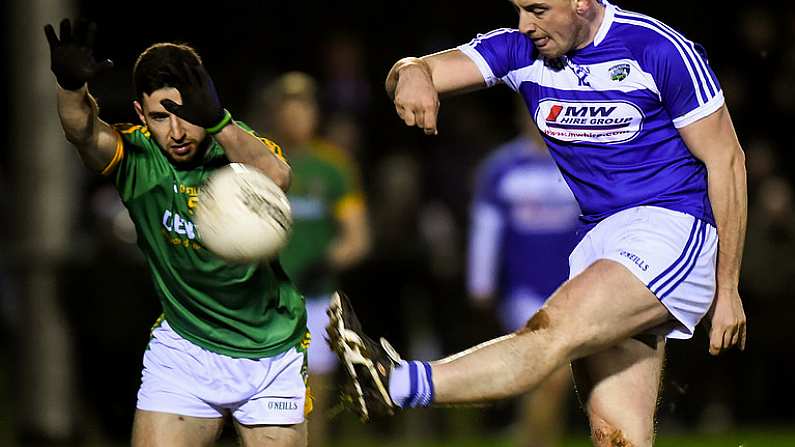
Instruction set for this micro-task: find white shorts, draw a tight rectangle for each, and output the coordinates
[306,295,337,374]
[569,206,718,339]
[137,321,307,425]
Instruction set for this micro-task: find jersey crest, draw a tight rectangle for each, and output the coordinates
[608,63,631,81]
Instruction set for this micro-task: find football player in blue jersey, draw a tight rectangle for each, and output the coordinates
[327,1,747,445]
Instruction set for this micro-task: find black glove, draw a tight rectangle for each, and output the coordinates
[160,62,231,134]
[44,18,113,90]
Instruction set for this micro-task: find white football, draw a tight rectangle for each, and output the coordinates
[196,163,292,263]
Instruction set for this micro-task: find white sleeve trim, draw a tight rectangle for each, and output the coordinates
[672,90,725,129]
[457,44,498,88]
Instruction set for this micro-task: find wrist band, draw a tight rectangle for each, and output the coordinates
[206,109,232,134]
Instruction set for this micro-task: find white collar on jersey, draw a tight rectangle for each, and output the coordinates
[593,1,617,47]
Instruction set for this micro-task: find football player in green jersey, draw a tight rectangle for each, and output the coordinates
[252,72,370,446]
[45,18,309,447]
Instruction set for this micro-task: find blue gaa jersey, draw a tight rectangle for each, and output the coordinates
[457,1,721,230]
[468,137,580,303]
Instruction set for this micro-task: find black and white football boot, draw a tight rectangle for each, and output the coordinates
[326,291,403,421]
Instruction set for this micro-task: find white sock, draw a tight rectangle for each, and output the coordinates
[388,361,434,408]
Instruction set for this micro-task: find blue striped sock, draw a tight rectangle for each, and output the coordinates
[388,361,435,408]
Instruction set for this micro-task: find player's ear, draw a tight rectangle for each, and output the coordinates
[133,100,146,125]
[574,0,591,15]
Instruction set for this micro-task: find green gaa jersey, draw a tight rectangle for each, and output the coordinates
[104,122,306,359]
[279,140,364,297]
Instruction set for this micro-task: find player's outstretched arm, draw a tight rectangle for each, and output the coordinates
[385,49,486,135]
[45,19,118,172]
[679,105,748,356]
[159,62,292,191]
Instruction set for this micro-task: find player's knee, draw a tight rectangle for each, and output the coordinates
[517,308,552,335]
[516,307,579,354]
[515,308,578,359]
[592,426,633,447]
[588,411,653,447]
[590,417,634,447]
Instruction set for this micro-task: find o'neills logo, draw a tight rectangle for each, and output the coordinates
[268,401,299,411]
[535,100,644,144]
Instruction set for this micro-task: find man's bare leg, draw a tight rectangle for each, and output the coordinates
[307,373,331,447]
[131,410,224,447]
[518,365,571,447]
[572,336,666,447]
[431,260,670,403]
[234,421,307,447]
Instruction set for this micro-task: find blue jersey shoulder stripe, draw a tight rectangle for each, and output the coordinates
[613,14,709,104]
[613,10,717,104]
[469,28,519,45]
[615,9,719,98]
[614,8,718,96]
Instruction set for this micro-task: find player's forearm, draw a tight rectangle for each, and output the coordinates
[57,85,99,146]
[214,123,292,191]
[707,147,747,290]
[57,85,120,172]
[386,53,484,100]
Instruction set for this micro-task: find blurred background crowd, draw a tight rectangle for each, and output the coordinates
[1,0,794,446]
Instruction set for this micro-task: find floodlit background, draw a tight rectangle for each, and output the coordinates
[2,0,793,445]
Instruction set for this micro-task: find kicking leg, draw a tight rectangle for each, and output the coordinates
[430,259,669,403]
[327,260,671,419]
[572,336,665,447]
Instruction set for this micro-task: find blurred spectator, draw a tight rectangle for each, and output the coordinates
[364,151,429,359]
[739,176,795,424]
[744,138,779,195]
[739,8,776,57]
[321,35,372,118]
[742,176,795,340]
[324,113,363,160]
[250,72,371,446]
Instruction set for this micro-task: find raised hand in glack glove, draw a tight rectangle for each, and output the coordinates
[44,18,113,90]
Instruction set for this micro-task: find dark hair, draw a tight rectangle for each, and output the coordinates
[133,42,202,99]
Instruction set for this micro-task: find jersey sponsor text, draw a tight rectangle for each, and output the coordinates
[535,100,643,144]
